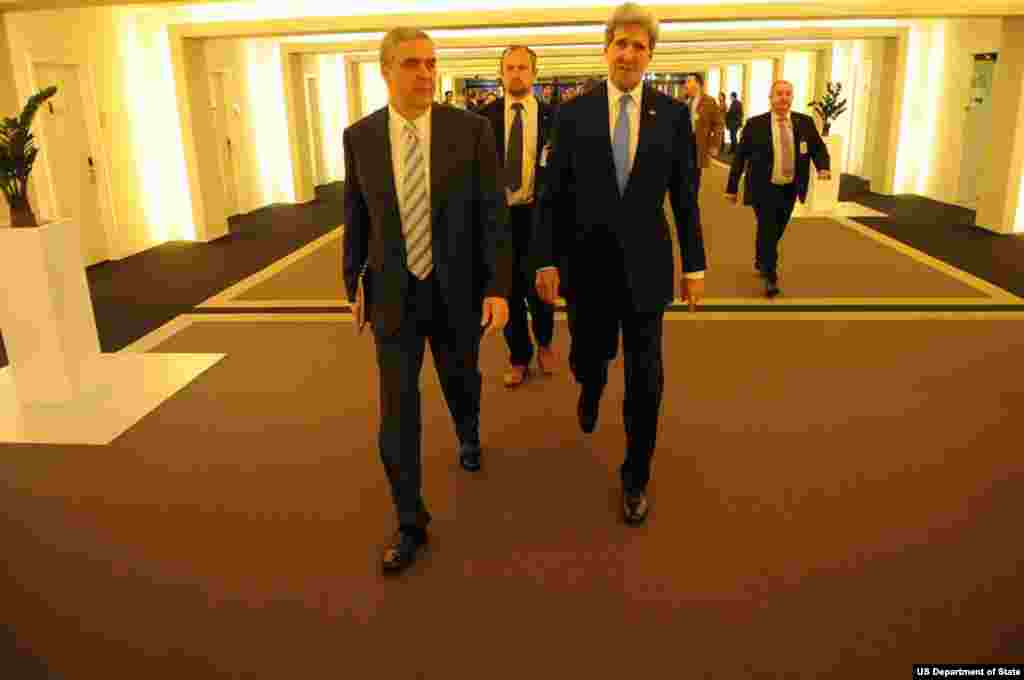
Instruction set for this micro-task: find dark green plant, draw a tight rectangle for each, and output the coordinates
[808,81,847,136]
[1,85,57,226]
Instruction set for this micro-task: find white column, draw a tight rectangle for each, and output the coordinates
[783,51,813,115]
[707,67,722,101]
[0,218,101,404]
[748,59,774,118]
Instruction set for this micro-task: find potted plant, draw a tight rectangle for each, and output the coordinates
[808,81,847,137]
[1,85,58,227]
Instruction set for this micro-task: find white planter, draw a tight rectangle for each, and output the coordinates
[0,217,101,404]
[806,134,844,213]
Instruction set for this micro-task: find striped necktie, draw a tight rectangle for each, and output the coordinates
[779,116,795,180]
[402,122,432,279]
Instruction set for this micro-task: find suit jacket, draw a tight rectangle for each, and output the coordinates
[342,104,514,337]
[531,82,706,313]
[726,110,830,207]
[690,93,725,169]
[726,100,743,128]
[477,95,555,203]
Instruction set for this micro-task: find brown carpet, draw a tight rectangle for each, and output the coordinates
[2,314,1023,678]
[235,164,991,304]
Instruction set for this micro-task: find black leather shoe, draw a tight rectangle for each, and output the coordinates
[622,489,649,525]
[459,441,482,472]
[578,387,601,434]
[764,274,780,298]
[382,528,428,573]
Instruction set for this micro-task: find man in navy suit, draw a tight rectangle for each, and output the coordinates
[479,46,559,390]
[532,2,706,525]
[725,80,831,297]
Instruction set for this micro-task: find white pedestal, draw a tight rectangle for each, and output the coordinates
[0,217,101,405]
[806,135,844,213]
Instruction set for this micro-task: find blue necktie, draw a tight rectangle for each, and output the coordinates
[613,93,632,194]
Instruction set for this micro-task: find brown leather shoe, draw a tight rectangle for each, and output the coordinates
[503,364,529,388]
[536,346,557,375]
[623,489,650,525]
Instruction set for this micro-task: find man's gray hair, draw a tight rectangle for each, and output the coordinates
[380,27,432,69]
[604,3,660,52]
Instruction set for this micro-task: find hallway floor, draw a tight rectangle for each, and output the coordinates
[1,165,1023,678]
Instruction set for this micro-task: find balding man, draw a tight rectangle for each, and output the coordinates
[725,80,830,297]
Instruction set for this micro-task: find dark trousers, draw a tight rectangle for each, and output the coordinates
[372,270,482,531]
[504,203,555,366]
[565,230,665,493]
[753,182,798,275]
[727,125,740,152]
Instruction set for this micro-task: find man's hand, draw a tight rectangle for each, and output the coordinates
[682,277,705,312]
[535,269,560,305]
[724,193,739,204]
[351,299,366,334]
[481,297,509,335]
[817,170,831,181]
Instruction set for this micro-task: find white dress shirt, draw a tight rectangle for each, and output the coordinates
[537,80,704,281]
[388,104,432,223]
[505,94,539,206]
[770,110,796,186]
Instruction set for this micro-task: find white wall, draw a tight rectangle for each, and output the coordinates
[3,7,176,254]
[892,18,1003,201]
[706,66,721,101]
[748,58,773,118]
[0,14,16,227]
[783,51,814,115]
[317,53,348,183]
[359,60,389,121]
[3,3,1019,252]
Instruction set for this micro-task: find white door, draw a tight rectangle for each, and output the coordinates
[305,76,325,187]
[34,62,107,266]
[209,71,239,218]
[959,55,997,207]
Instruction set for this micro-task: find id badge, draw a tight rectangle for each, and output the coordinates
[800,141,808,155]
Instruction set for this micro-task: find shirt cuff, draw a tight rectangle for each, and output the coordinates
[683,271,705,280]
[537,266,557,273]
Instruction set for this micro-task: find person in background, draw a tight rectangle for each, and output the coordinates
[478,45,559,389]
[725,80,830,298]
[726,92,744,154]
[683,72,724,195]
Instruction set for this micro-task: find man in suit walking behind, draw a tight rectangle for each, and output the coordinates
[684,72,724,194]
[725,80,831,297]
[532,2,707,526]
[726,92,743,154]
[343,27,513,572]
[479,46,559,389]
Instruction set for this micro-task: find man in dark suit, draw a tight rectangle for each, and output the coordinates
[726,92,743,153]
[725,80,831,297]
[532,2,706,526]
[343,27,513,573]
[479,45,558,389]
